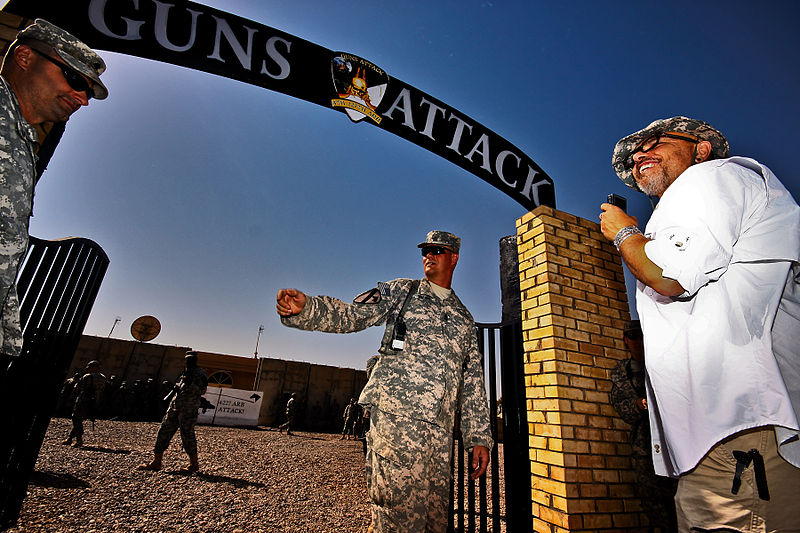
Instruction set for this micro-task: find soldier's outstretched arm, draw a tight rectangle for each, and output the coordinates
[276,288,307,316]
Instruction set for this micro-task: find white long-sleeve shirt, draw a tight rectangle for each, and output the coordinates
[637,156,800,477]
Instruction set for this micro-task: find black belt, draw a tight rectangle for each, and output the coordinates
[731,448,770,501]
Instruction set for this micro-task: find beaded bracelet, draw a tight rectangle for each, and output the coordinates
[614,225,643,250]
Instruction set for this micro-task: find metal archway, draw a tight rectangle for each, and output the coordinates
[3,0,555,211]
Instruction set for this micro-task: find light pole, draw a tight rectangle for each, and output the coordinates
[253,325,264,391]
[108,316,121,337]
[254,324,264,359]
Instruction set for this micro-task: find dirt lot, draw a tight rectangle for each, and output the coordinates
[7,418,371,533]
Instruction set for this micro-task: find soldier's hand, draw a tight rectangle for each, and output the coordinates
[470,445,490,479]
[276,289,307,316]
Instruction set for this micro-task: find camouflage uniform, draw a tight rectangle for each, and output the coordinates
[153,366,207,456]
[282,278,493,533]
[342,399,358,438]
[0,77,38,358]
[279,395,297,434]
[610,358,677,532]
[65,369,107,445]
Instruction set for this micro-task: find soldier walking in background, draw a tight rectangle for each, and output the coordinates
[139,351,207,473]
[56,371,82,417]
[610,320,677,532]
[278,393,297,435]
[340,398,358,440]
[61,361,107,448]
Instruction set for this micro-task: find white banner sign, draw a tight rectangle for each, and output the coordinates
[198,386,262,427]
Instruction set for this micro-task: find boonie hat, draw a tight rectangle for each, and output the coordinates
[15,19,108,100]
[417,230,461,254]
[612,116,729,190]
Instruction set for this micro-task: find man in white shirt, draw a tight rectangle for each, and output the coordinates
[600,116,800,531]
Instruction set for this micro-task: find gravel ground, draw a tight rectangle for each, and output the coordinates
[7,418,372,533]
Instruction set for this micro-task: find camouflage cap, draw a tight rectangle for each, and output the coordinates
[15,19,108,100]
[612,116,729,190]
[417,230,461,253]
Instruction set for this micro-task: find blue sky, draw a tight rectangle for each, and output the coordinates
[16,0,800,370]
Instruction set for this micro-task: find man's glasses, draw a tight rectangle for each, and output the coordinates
[421,246,450,257]
[32,49,95,100]
[625,132,700,169]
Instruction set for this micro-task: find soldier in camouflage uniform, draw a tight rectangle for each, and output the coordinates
[61,360,107,448]
[610,320,677,532]
[140,351,208,473]
[277,230,492,533]
[0,19,107,359]
[341,397,358,440]
[278,392,298,435]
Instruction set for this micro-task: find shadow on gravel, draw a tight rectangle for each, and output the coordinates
[279,433,329,442]
[79,445,131,454]
[162,470,268,489]
[29,471,91,489]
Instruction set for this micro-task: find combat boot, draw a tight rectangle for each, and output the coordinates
[60,437,72,446]
[139,452,163,471]
[186,453,200,474]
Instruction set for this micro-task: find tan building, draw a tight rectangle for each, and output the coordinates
[69,335,367,430]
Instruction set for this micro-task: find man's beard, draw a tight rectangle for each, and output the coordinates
[636,167,672,197]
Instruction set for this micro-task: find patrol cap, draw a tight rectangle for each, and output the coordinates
[86,360,100,368]
[417,230,461,254]
[612,116,729,190]
[185,350,198,359]
[14,19,108,100]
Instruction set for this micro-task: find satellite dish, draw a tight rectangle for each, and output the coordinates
[131,315,161,342]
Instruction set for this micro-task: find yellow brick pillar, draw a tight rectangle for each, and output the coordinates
[516,205,646,532]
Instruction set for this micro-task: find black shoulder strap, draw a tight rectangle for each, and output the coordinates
[385,279,420,351]
[397,280,420,320]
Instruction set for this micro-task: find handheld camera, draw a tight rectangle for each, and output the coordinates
[607,193,627,212]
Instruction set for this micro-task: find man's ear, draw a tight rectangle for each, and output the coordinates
[696,140,713,162]
[12,45,34,71]
[451,253,459,268]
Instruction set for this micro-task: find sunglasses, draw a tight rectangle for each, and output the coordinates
[32,49,95,100]
[420,246,450,257]
[625,132,700,169]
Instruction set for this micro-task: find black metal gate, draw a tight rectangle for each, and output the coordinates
[449,320,532,533]
[0,236,109,530]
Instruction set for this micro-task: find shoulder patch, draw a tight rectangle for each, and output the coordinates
[353,288,382,304]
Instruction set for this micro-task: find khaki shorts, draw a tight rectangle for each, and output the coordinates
[675,426,800,532]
